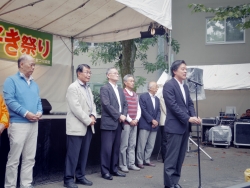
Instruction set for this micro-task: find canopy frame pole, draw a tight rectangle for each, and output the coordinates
[168,30,172,75]
[0,0,44,16]
[71,37,74,83]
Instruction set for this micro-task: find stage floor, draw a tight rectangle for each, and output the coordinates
[35,140,250,188]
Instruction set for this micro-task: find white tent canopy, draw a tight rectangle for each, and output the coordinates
[157,64,250,90]
[0,0,172,112]
[188,63,250,90]
[156,64,250,117]
[0,0,172,43]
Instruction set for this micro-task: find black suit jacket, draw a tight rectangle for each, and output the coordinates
[163,78,196,134]
[100,83,128,130]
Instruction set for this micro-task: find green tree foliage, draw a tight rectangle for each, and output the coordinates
[74,36,179,91]
[75,36,180,114]
[92,90,101,115]
[188,3,250,29]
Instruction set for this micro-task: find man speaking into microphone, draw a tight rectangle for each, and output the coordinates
[163,60,201,188]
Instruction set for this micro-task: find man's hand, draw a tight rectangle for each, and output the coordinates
[0,123,5,135]
[89,116,96,126]
[189,117,201,124]
[36,112,42,120]
[130,119,138,126]
[25,112,39,122]
[119,115,126,123]
[152,119,159,128]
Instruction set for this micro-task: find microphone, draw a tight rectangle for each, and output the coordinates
[187,78,203,86]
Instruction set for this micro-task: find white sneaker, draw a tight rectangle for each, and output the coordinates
[128,165,140,171]
[119,165,129,173]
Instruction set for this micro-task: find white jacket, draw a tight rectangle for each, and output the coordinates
[66,80,96,136]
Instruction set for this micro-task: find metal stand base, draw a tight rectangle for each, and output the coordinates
[187,137,213,161]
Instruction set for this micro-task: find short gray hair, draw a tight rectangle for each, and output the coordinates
[147,81,157,91]
[17,54,33,68]
[123,74,134,82]
[106,67,116,76]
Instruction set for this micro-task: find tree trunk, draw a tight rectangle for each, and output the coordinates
[119,40,137,88]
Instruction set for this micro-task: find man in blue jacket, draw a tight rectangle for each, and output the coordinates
[136,81,160,168]
[3,54,42,188]
[163,60,201,188]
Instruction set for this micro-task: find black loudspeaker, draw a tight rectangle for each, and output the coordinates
[234,122,250,147]
[41,99,52,115]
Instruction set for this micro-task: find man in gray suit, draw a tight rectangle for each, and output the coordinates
[100,67,128,180]
[163,60,201,188]
[64,64,96,188]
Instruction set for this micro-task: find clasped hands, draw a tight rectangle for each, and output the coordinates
[89,115,96,126]
[26,112,42,122]
[119,114,126,123]
[189,116,202,125]
[152,119,158,128]
[129,119,138,126]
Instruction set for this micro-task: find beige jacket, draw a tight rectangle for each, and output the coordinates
[66,80,96,136]
[159,94,167,126]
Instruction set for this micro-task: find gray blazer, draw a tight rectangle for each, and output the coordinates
[66,80,96,136]
[100,83,128,130]
[159,94,167,126]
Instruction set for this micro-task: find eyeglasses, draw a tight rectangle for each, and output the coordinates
[109,72,119,75]
[76,64,91,74]
[82,71,92,75]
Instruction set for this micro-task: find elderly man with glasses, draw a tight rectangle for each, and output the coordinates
[63,64,97,188]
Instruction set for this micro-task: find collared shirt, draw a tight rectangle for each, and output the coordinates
[125,88,141,122]
[174,77,186,104]
[148,92,156,109]
[109,82,121,113]
[78,79,93,113]
[20,72,33,86]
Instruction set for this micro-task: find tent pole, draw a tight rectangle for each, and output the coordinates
[71,37,74,83]
[168,30,172,75]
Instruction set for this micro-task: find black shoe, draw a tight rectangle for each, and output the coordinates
[165,186,174,188]
[64,182,78,188]
[174,184,182,188]
[111,171,126,177]
[75,177,93,186]
[102,173,113,180]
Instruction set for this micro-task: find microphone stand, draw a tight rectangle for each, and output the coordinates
[194,82,202,188]
[187,78,203,188]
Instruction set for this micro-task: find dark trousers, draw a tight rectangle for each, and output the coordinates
[100,124,122,175]
[164,129,189,187]
[64,126,93,183]
[160,126,167,162]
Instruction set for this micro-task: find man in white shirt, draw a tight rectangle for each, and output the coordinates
[136,82,161,169]
[119,75,141,173]
[163,60,201,188]
[100,67,128,180]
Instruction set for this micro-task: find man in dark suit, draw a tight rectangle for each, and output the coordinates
[163,60,201,188]
[136,81,161,168]
[100,67,128,180]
